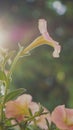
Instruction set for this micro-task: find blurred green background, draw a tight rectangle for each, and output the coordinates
[0,0,73,111]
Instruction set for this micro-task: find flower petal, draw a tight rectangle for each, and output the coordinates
[5,101,23,118]
[36,107,51,130]
[16,94,32,105]
[38,19,47,34]
[29,102,39,115]
[53,44,61,58]
[51,105,68,130]
[66,108,73,125]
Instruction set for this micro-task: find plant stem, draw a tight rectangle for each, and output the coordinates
[0,82,8,130]
[8,46,24,78]
[0,47,24,130]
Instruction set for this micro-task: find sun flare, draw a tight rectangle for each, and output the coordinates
[0,30,8,46]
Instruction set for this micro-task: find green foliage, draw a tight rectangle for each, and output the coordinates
[0,71,7,83]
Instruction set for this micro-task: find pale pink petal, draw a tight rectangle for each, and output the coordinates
[16,94,32,105]
[38,19,47,34]
[11,120,16,125]
[53,44,61,58]
[36,107,51,130]
[37,118,48,130]
[16,115,24,122]
[43,107,51,125]
[66,108,73,125]
[29,102,39,115]
[5,101,24,121]
[38,19,52,41]
[38,19,59,44]
[51,105,68,130]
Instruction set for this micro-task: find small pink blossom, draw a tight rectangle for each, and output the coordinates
[5,94,39,122]
[29,102,39,115]
[38,19,61,58]
[51,105,73,130]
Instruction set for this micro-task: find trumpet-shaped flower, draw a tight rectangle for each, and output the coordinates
[21,19,61,58]
[51,105,73,130]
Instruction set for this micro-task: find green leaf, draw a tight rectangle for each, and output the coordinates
[38,104,44,114]
[5,88,26,102]
[26,126,33,130]
[45,118,50,129]
[0,70,7,82]
[50,122,57,130]
[29,108,33,116]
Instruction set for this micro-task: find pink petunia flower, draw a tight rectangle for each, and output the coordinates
[5,94,39,122]
[51,105,73,130]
